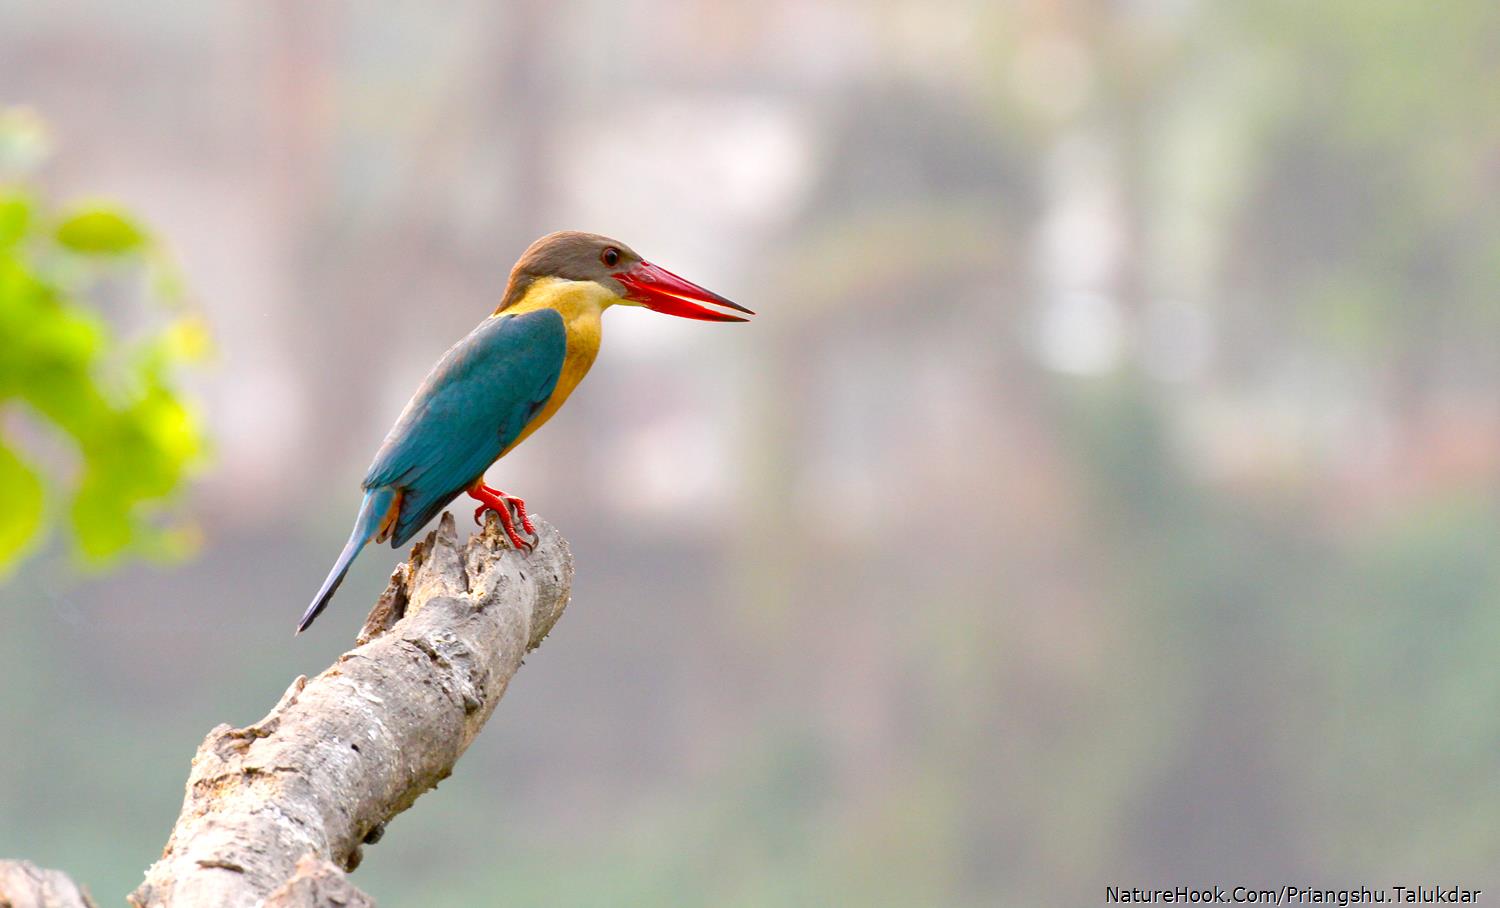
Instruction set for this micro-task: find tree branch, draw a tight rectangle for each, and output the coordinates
[119,511,574,907]
[0,860,98,908]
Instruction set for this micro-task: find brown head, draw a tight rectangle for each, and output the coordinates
[497,230,753,321]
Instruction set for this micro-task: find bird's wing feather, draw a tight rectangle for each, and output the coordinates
[363,308,567,545]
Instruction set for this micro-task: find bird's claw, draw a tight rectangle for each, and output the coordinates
[467,484,538,553]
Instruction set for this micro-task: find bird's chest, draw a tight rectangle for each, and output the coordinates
[554,310,601,401]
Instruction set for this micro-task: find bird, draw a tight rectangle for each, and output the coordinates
[297,231,752,632]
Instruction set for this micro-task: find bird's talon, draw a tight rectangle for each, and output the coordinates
[466,483,534,551]
[465,483,538,553]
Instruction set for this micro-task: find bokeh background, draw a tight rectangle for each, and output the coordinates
[4,1,1500,904]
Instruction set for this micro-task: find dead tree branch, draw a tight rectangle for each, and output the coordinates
[113,511,574,907]
[0,860,98,908]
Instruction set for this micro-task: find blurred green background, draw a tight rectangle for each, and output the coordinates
[3,1,1499,905]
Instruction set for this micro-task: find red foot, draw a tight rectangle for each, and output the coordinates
[466,481,537,552]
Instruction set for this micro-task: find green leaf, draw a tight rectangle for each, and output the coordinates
[71,468,134,560]
[55,205,148,256]
[0,441,43,569]
[0,109,206,576]
[0,193,29,249]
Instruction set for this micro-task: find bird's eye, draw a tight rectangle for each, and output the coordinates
[601,247,621,268]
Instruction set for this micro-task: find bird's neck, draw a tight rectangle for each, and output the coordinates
[500,275,612,320]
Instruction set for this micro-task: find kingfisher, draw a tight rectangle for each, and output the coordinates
[297,231,752,632]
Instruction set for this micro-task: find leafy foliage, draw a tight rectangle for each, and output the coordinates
[0,108,207,572]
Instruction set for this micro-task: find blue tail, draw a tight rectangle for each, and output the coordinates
[297,487,397,633]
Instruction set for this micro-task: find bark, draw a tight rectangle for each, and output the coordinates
[99,510,574,907]
[0,860,98,908]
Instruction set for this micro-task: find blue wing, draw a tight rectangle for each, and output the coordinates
[365,308,566,546]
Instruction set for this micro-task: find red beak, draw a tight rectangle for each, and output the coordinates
[615,261,754,322]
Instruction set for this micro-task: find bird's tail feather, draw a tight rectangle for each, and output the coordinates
[297,487,397,633]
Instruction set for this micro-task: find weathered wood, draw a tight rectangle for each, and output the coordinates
[120,511,573,907]
[0,860,98,908]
